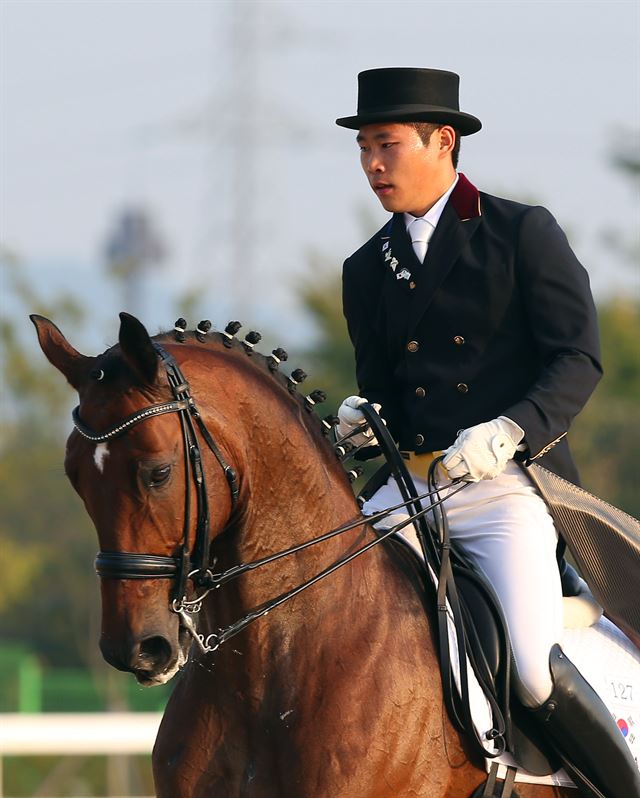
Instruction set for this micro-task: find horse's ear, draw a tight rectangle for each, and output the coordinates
[118,312,158,385]
[30,314,91,390]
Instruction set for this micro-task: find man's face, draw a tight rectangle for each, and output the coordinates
[357,122,450,216]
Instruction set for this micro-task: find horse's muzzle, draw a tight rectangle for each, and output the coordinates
[100,631,185,685]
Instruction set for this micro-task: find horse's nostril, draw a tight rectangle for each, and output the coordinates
[135,635,173,672]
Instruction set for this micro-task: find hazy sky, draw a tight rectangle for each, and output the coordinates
[1,0,639,349]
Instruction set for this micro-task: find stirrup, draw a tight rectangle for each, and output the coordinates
[468,764,518,798]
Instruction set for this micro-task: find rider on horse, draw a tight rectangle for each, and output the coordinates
[336,67,640,798]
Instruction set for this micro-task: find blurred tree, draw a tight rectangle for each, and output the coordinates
[570,131,640,515]
[600,127,639,272]
[0,250,101,668]
[103,206,167,318]
[297,248,358,412]
[296,204,381,412]
[570,299,640,515]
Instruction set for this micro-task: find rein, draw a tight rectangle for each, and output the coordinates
[173,480,470,654]
[358,403,508,760]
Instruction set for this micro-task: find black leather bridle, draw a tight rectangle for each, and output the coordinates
[72,344,239,603]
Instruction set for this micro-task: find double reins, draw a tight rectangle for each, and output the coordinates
[172,478,470,654]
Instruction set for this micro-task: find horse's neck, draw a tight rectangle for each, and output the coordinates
[231,384,362,587]
[186,351,433,685]
[194,359,381,640]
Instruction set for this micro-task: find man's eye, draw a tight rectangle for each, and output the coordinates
[149,465,172,487]
[382,142,396,148]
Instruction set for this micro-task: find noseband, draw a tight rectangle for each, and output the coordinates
[72,344,239,602]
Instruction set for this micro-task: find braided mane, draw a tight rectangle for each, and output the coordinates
[85,319,344,472]
[151,326,338,460]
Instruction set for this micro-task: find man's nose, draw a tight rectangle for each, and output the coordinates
[366,153,384,173]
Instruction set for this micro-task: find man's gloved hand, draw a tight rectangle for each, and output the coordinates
[442,416,525,482]
[336,396,381,447]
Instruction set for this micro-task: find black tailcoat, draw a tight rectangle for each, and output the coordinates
[342,174,602,483]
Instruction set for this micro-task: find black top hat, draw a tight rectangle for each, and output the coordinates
[336,67,481,136]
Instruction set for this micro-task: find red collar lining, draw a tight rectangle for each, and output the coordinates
[450,173,481,220]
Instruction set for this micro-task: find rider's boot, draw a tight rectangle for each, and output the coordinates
[530,644,640,798]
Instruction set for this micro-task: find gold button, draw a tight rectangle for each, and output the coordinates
[453,335,465,346]
[457,383,469,394]
[415,433,425,446]
[409,281,416,290]
[407,340,419,353]
[415,386,426,398]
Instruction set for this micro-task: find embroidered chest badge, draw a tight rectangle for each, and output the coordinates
[380,237,410,280]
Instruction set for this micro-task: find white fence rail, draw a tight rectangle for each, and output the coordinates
[0,713,162,797]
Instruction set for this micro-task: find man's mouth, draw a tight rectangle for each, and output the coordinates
[373,182,393,196]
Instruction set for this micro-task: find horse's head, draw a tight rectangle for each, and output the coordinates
[31,313,237,685]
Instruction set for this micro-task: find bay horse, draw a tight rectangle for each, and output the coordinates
[32,312,575,798]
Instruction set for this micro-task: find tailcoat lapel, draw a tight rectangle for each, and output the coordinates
[405,173,482,334]
[381,219,421,345]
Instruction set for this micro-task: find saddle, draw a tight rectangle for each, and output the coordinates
[354,407,638,792]
[383,525,586,777]
[358,456,560,774]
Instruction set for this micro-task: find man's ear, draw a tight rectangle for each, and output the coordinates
[438,125,456,157]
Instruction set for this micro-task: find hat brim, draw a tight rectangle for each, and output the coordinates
[335,106,482,136]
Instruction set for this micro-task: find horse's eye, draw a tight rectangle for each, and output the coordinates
[150,465,172,487]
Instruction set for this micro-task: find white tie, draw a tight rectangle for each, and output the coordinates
[409,217,434,263]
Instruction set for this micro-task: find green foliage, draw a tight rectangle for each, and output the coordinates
[297,249,358,411]
[0,253,100,668]
[4,754,154,798]
[570,299,640,516]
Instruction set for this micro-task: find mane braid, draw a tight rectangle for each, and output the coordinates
[152,329,337,461]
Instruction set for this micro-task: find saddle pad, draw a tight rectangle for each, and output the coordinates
[386,532,640,787]
[491,617,640,786]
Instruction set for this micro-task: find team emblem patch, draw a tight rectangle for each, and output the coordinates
[381,237,410,281]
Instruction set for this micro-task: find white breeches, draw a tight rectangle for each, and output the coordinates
[362,461,563,707]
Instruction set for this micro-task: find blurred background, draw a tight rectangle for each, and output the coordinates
[1,0,638,795]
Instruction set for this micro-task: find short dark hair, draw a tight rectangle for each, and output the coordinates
[409,122,461,169]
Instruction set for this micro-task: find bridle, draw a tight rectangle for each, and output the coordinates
[71,345,467,653]
[72,344,239,604]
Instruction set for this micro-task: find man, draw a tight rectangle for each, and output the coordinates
[336,67,639,798]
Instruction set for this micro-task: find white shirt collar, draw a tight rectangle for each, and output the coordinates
[404,173,459,232]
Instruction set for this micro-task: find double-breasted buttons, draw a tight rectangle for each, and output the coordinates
[415,434,425,446]
[456,383,469,394]
[453,335,465,346]
[415,386,426,398]
[407,340,419,353]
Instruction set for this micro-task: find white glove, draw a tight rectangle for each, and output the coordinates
[442,416,525,482]
[336,396,380,448]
